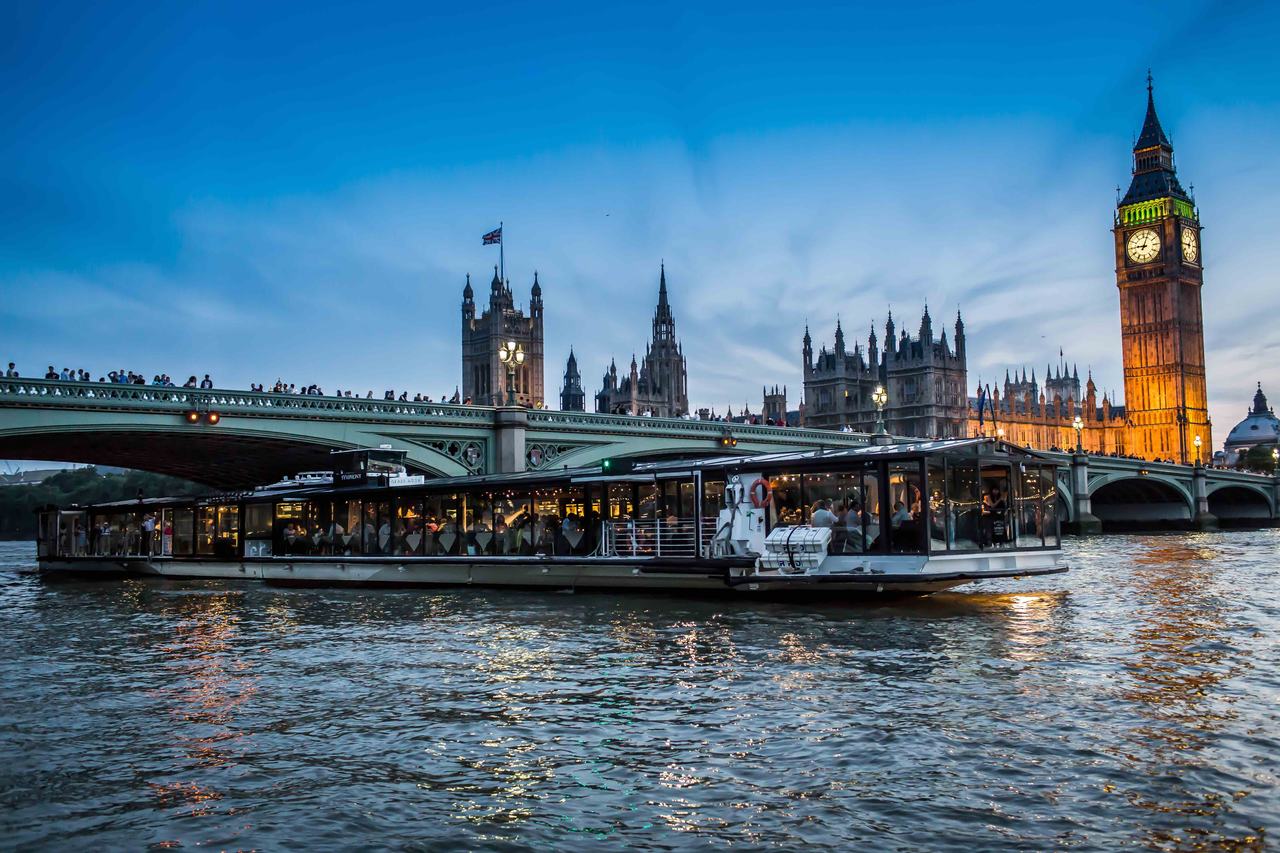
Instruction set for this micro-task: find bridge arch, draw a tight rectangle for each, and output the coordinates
[0,423,467,488]
[1089,474,1193,526]
[1206,483,1275,523]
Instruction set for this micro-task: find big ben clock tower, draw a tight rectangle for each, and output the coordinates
[1114,74,1212,464]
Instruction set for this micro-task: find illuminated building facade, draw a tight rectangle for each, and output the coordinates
[461,268,545,407]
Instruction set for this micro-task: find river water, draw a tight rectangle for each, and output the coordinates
[1,533,1277,851]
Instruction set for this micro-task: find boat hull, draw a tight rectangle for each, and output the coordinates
[35,551,1066,597]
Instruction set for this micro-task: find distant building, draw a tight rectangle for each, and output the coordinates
[802,308,969,438]
[596,264,689,417]
[1222,383,1278,464]
[461,268,545,407]
[559,348,586,411]
[967,359,1130,454]
[762,385,789,424]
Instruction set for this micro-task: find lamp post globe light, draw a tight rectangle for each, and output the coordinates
[1193,434,1202,466]
[497,340,525,407]
[871,385,888,435]
[996,427,1005,440]
[1072,415,1084,452]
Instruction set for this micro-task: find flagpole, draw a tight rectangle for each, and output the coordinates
[499,220,504,285]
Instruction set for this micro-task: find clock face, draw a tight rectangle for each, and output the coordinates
[1181,226,1199,262]
[1126,228,1161,264]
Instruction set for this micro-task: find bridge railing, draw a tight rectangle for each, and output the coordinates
[528,408,870,444]
[0,377,872,442]
[0,378,494,424]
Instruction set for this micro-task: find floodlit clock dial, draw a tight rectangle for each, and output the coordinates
[1126,228,1161,263]
[1181,226,1199,262]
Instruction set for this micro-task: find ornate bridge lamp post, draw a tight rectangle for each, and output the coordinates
[497,340,525,407]
[1072,415,1084,453]
[871,385,891,446]
[1193,434,1202,467]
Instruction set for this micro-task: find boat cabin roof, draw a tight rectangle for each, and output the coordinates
[62,438,1053,511]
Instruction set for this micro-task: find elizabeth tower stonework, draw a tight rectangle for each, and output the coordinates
[1113,76,1212,463]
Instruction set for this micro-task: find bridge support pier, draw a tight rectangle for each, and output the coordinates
[494,407,528,474]
[1192,463,1219,531]
[1067,452,1102,535]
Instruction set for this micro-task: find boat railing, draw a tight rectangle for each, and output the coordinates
[601,517,700,558]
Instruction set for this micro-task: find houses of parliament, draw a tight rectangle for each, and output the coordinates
[801,77,1214,463]
[460,78,1216,464]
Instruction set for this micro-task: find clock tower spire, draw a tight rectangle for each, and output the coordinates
[1113,73,1211,464]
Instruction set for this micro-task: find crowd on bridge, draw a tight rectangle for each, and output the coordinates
[4,360,1272,471]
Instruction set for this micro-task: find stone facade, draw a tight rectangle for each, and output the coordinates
[461,268,544,407]
[968,361,1130,454]
[970,78,1213,463]
[802,308,969,438]
[596,264,689,417]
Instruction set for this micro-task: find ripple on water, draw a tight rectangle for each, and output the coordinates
[0,533,1278,850]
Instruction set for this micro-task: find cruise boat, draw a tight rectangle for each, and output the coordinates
[34,438,1067,596]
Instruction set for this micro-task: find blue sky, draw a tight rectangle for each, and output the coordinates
[2,0,1278,442]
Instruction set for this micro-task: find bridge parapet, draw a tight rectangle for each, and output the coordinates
[0,378,496,425]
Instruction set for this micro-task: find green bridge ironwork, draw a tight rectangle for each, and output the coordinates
[1,378,1275,528]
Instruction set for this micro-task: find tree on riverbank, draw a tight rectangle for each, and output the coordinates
[0,468,207,539]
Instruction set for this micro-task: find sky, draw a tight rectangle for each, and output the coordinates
[2,0,1278,448]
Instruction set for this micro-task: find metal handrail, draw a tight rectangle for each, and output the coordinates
[601,517,699,558]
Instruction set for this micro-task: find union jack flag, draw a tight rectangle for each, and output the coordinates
[482,227,502,245]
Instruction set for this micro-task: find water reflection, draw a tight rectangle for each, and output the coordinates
[150,589,257,826]
[1114,539,1259,850]
[2,535,1278,851]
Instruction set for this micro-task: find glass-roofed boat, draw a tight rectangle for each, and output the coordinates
[34,438,1067,596]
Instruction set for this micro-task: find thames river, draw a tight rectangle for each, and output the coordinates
[1,533,1277,851]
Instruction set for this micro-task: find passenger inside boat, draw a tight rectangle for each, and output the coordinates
[35,440,1061,566]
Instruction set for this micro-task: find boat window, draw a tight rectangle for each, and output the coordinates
[327,499,362,555]
[1041,466,1061,546]
[677,480,696,521]
[768,473,803,527]
[887,462,925,554]
[979,464,1014,550]
[608,483,634,520]
[927,460,947,552]
[35,511,55,558]
[466,492,494,555]
[947,460,980,551]
[172,507,194,556]
[551,486,590,555]
[245,504,272,539]
[428,494,462,555]
[393,497,425,556]
[701,479,725,518]
[197,505,239,558]
[636,483,659,521]
[244,503,273,557]
[1015,465,1044,548]
[802,472,857,552]
[275,501,312,556]
[363,500,390,555]
[855,470,884,553]
[490,491,531,555]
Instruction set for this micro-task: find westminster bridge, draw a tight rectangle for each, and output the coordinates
[1,378,1276,530]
